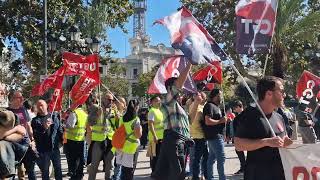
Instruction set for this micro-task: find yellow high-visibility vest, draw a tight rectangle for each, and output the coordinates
[106,109,119,140]
[66,108,88,141]
[91,111,108,142]
[120,117,140,154]
[148,107,164,141]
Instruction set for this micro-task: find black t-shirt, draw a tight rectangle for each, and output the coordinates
[201,102,225,139]
[235,106,286,164]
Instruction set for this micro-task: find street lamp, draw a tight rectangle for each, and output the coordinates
[48,34,58,51]
[91,36,100,53]
[69,25,81,42]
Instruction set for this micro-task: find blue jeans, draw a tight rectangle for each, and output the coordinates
[113,164,121,180]
[37,149,62,180]
[192,139,208,180]
[207,136,225,180]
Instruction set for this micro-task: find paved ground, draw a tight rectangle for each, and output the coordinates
[28,143,243,180]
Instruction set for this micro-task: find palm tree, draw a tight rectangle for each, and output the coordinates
[272,0,320,78]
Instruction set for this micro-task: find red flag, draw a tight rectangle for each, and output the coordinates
[69,76,99,110]
[48,88,64,112]
[192,61,223,84]
[296,71,320,113]
[31,67,65,96]
[48,75,64,112]
[147,55,197,94]
[62,52,100,83]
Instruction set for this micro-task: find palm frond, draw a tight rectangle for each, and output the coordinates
[284,11,320,42]
[276,0,304,35]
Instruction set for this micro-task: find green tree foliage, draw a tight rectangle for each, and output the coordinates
[102,61,129,97]
[0,0,133,80]
[181,0,320,97]
[133,64,159,97]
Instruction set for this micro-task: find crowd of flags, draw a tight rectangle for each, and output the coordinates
[31,0,320,117]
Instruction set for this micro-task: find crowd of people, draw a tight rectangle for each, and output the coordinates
[0,63,319,180]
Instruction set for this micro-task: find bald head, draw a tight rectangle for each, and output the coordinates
[37,99,48,115]
[102,93,114,108]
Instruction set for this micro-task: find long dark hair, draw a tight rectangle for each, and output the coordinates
[123,99,139,122]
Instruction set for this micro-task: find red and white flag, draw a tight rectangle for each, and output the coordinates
[148,55,197,94]
[236,0,278,54]
[296,71,320,113]
[193,61,223,84]
[155,7,225,65]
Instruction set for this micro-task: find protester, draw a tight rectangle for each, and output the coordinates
[296,104,317,144]
[113,96,127,180]
[277,102,294,138]
[189,92,208,180]
[0,109,28,179]
[64,105,88,180]
[8,90,36,180]
[202,89,228,180]
[231,100,245,175]
[116,99,142,180]
[147,96,164,174]
[139,107,148,149]
[225,107,234,144]
[152,62,194,180]
[23,100,37,120]
[31,100,63,180]
[87,93,114,180]
[234,76,293,180]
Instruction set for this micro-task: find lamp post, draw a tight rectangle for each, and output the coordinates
[43,0,48,75]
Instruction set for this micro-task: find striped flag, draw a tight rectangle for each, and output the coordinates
[148,55,197,94]
[155,7,224,65]
[236,0,278,54]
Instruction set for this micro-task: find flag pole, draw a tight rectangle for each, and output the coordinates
[100,83,121,104]
[50,90,60,120]
[210,42,276,137]
[98,83,102,107]
[229,61,276,137]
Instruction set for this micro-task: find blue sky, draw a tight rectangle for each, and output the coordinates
[107,0,182,58]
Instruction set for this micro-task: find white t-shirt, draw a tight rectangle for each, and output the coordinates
[148,111,155,122]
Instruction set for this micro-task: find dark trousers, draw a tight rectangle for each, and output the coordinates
[150,140,162,173]
[153,130,187,180]
[235,150,246,171]
[37,149,62,180]
[192,139,208,180]
[244,162,285,180]
[119,151,139,180]
[120,166,134,180]
[65,140,85,180]
[17,146,37,180]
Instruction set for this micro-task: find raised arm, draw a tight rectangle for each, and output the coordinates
[175,62,192,89]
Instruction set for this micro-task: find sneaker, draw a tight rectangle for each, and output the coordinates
[234,169,244,175]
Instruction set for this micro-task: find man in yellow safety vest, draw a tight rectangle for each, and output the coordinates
[64,105,88,180]
[87,93,115,180]
[147,96,164,174]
